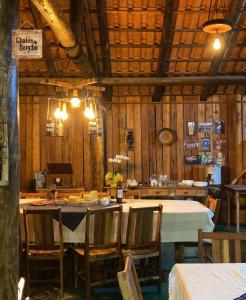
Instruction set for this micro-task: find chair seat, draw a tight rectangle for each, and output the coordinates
[28,249,64,256]
[74,246,120,258]
[123,248,160,259]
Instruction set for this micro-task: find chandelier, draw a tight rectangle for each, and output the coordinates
[202,0,233,50]
[46,89,105,137]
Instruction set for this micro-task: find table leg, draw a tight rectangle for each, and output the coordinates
[227,190,230,228]
[236,192,240,232]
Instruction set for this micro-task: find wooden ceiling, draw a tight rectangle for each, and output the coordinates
[19,0,246,99]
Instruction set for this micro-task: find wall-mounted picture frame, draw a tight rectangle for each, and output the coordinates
[200,137,211,152]
[184,155,200,165]
[184,141,199,150]
[126,129,134,150]
[186,121,197,136]
[214,139,226,150]
[198,122,212,132]
[199,155,214,165]
[214,120,225,135]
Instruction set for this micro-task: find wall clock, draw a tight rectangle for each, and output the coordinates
[158,128,177,146]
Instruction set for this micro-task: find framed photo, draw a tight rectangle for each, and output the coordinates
[199,155,214,165]
[214,139,226,150]
[214,120,225,135]
[198,122,212,132]
[200,137,211,152]
[184,155,200,165]
[186,121,197,136]
[184,141,199,150]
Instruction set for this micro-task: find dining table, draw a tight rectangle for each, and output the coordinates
[20,198,214,244]
[169,263,246,300]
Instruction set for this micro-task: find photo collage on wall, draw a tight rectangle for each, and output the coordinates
[184,120,226,165]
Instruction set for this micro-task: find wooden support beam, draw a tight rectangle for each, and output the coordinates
[27,0,56,74]
[30,0,94,77]
[96,0,112,101]
[82,0,99,75]
[19,76,246,86]
[200,0,246,101]
[152,0,178,102]
[0,0,19,298]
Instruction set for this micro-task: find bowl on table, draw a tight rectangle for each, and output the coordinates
[100,197,110,207]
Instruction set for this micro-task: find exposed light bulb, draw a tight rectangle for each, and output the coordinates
[213,38,221,50]
[70,97,81,108]
[84,103,95,119]
[54,107,62,119]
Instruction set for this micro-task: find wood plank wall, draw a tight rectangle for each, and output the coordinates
[19,96,104,191]
[19,93,246,191]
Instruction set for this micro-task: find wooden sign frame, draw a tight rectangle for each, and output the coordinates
[0,117,8,186]
[12,29,43,59]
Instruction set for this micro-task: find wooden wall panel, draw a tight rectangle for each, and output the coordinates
[19,93,246,191]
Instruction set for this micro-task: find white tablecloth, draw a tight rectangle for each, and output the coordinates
[169,263,246,300]
[60,199,214,243]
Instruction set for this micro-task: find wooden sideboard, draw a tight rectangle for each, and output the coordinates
[105,186,208,203]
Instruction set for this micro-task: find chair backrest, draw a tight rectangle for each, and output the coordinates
[126,205,163,250]
[231,168,246,184]
[117,251,143,300]
[23,207,63,252]
[198,229,246,263]
[20,192,48,199]
[206,196,221,225]
[85,205,122,252]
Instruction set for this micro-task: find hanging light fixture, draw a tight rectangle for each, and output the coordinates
[84,97,96,120]
[202,0,233,50]
[70,89,81,108]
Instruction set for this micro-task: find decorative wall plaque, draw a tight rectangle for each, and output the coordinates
[186,121,197,136]
[0,117,8,186]
[158,128,177,146]
[201,137,211,152]
[214,120,225,134]
[12,29,43,59]
[198,122,212,132]
[126,129,134,150]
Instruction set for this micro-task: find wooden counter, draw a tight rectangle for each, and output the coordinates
[105,186,208,202]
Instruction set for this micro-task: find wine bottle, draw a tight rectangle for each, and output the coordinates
[116,182,123,204]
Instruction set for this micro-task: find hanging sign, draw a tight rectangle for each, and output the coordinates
[12,29,42,59]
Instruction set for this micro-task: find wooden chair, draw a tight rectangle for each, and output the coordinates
[198,229,246,263]
[175,196,221,262]
[117,250,143,300]
[20,192,48,199]
[124,205,163,292]
[23,207,65,297]
[73,205,123,299]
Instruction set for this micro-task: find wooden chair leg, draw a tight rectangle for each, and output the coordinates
[26,259,30,294]
[60,257,64,297]
[85,260,91,299]
[74,254,78,289]
[157,255,162,294]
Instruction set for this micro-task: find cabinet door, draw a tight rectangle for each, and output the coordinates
[175,189,197,196]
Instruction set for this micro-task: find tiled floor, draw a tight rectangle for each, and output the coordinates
[28,224,246,299]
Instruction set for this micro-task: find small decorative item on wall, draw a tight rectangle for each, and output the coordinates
[198,122,212,132]
[200,137,211,152]
[126,129,135,150]
[184,141,199,150]
[214,120,225,134]
[158,128,177,146]
[184,155,200,165]
[214,139,226,150]
[200,154,214,165]
[0,117,8,186]
[186,121,197,136]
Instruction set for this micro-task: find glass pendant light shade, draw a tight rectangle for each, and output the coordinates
[70,89,81,108]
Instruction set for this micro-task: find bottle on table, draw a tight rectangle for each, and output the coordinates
[116,181,123,204]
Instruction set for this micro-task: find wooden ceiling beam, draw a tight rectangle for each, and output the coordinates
[200,0,246,101]
[105,27,246,32]
[152,0,178,102]
[30,0,94,77]
[27,0,56,75]
[82,0,99,75]
[19,76,246,87]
